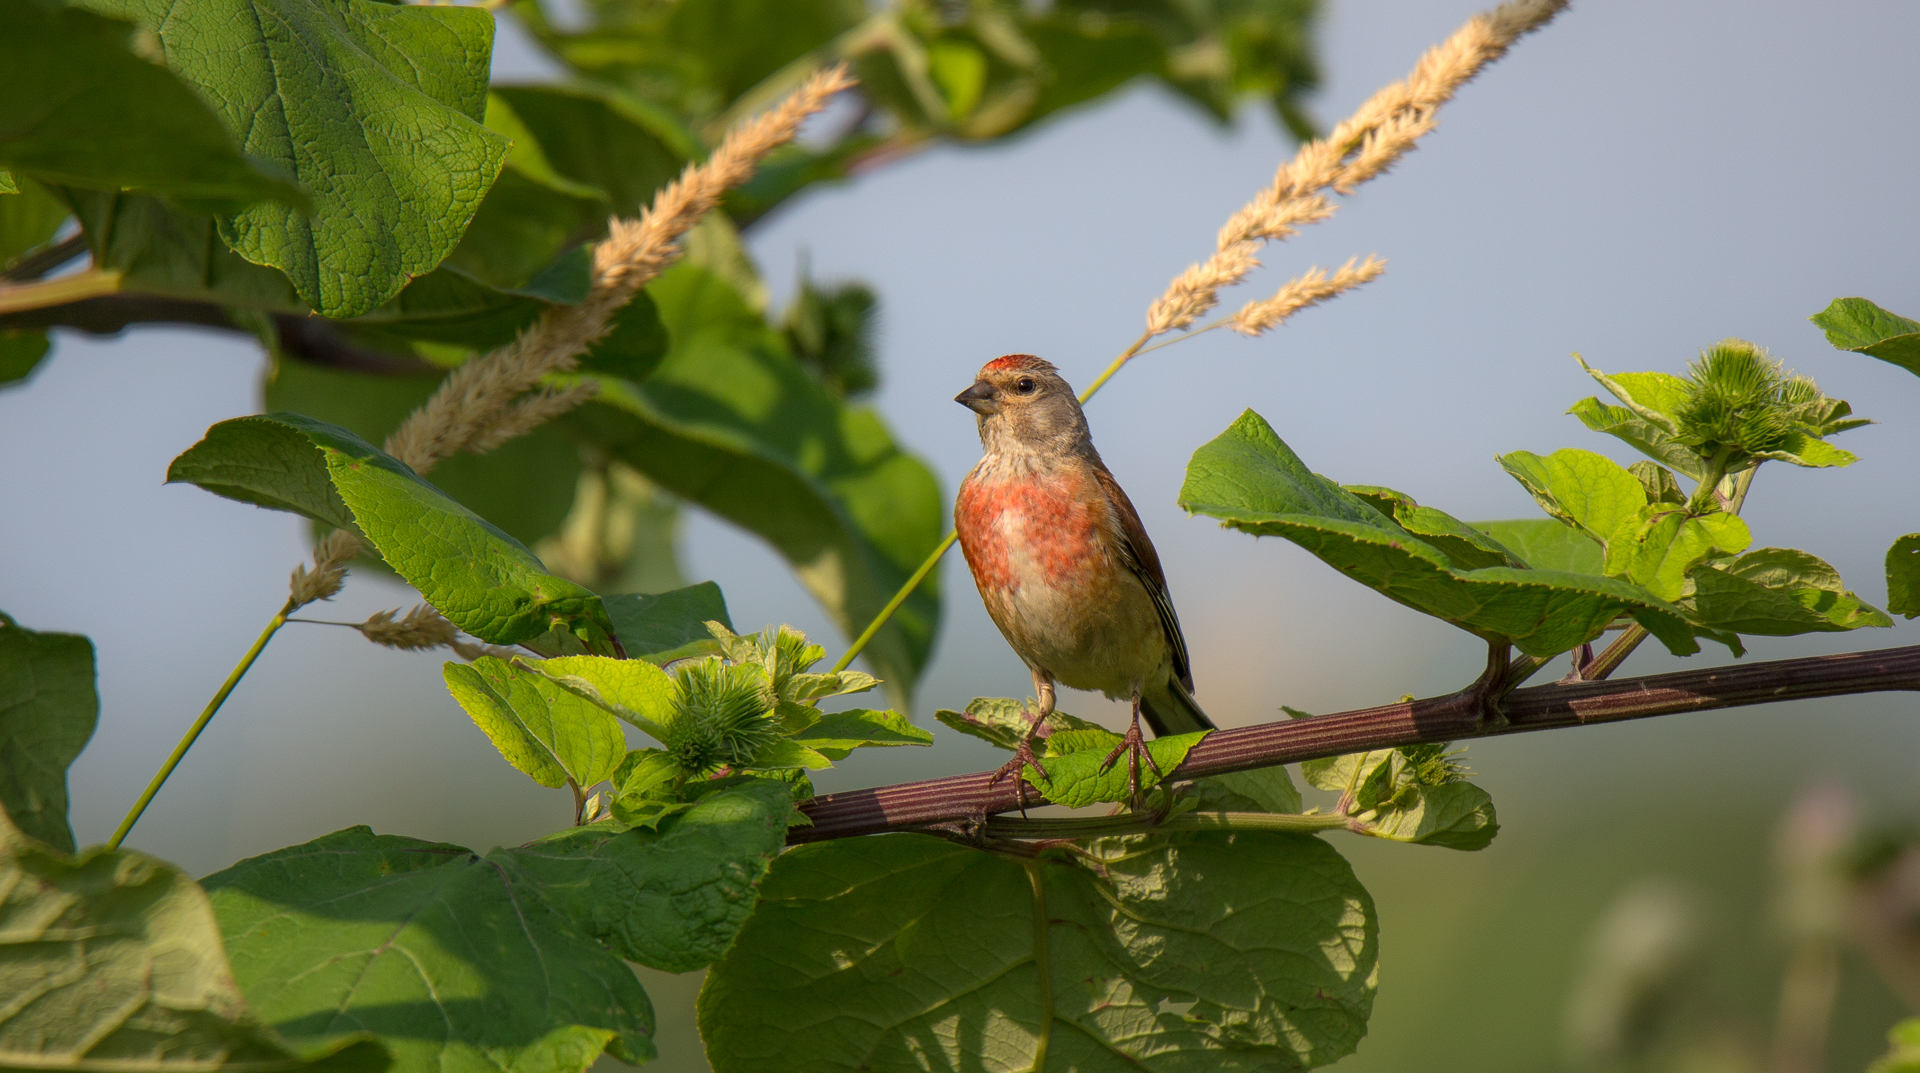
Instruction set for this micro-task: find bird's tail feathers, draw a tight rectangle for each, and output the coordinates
[1141,678,1215,736]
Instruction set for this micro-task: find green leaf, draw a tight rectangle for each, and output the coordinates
[1497,448,1647,543]
[0,176,71,268]
[1604,506,1751,602]
[528,654,679,740]
[1021,729,1207,808]
[1868,1017,1920,1073]
[443,656,628,789]
[0,614,97,855]
[0,330,51,388]
[0,0,304,210]
[204,826,657,1072]
[699,831,1378,1072]
[789,708,932,760]
[1342,484,1521,570]
[1628,461,1686,505]
[1360,780,1499,851]
[62,190,305,312]
[1689,547,1893,635]
[1472,519,1604,575]
[933,696,1110,751]
[1186,766,1303,814]
[1810,297,1920,378]
[167,414,611,646]
[75,0,510,317]
[263,360,581,548]
[489,86,686,220]
[1890,535,1920,619]
[1182,412,1698,658]
[491,779,792,973]
[1567,396,1704,478]
[571,263,944,703]
[607,582,734,661]
[1750,429,1858,469]
[0,814,388,1073]
[1577,356,1689,431]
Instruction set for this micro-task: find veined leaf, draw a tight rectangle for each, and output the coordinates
[0,331,50,388]
[1497,448,1646,544]
[1343,484,1521,570]
[698,831,1378,1073]
[1186,766,1303,814]
[201,800,797,1073]
[75,0,510,317]
[933,696,1110,752]
[494,779,791,973]
[263,360,582,549]
[167,413,611,646]
[0,614,97,854]
[1890,535,1920,619]
[1471,519,1604,575]
[444,657,627,789]
[1689,547,1893,635]
[1604,506,1750,602]
[0,176,72,268]
[1021,728,1206,808]
[1567,396,1704,478]
[490,85,685,219]
[1183,412,1697,657]
[0,814,387,1073]
[788,708,932,760]
[609,582,734,661]
[0,0,304,211]
[61,191,305,313]
[1810,296,1920,379]
[570,264,944,703]
[1577,356,1688,431]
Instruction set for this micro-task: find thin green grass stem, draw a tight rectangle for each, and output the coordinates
[108,601,293,849]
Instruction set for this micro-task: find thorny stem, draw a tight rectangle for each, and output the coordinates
[790,642,1920,844]
[829,328,1172,674]
[109,601,294,848]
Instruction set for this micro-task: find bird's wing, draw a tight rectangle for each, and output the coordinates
[1091,463,1194,693]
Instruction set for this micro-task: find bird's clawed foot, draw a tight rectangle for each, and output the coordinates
[1098,709,1162,810]
[989,732,1047,788]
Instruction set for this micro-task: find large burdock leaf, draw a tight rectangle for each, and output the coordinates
[1689,547,1892,635]
[1810,297,1920,379]
[699,831,1378,1072]
[0,613,97,854]
[167,414,611,646]
[0,0,303,210]
[202,783,790,1070]
[74,0,510,317]
[570,264,944,703]
[1180,411,1696,658]
[0,813,387,1073]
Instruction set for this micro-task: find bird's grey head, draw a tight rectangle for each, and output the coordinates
[956,354,1092,457]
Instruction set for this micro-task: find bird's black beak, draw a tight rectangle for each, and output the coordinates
[955,380,998,415]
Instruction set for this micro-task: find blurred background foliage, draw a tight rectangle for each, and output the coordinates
[6,0,1920,1071]
[1,0,1323,706]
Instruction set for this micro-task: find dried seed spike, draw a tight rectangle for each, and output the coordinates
[1227,255,1388,337]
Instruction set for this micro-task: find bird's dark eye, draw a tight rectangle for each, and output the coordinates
[1014,377,1037,394]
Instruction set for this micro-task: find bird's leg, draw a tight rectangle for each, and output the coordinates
[1099,688,1163,809]
[989,672,1055,788]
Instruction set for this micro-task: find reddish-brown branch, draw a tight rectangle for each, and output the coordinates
[791,644,1920,844]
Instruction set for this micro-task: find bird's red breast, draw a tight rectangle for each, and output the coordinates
[954,465,1110,598]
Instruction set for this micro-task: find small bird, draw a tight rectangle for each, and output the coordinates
[952,354,1214,796]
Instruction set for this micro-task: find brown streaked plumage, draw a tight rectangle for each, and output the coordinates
[953,355,1212,794]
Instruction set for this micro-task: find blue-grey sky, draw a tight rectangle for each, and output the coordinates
[4,1,1919,1066]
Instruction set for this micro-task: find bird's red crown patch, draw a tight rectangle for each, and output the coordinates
[982,354,1055,374]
